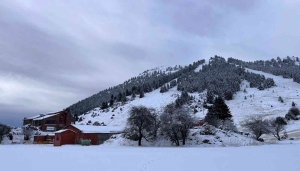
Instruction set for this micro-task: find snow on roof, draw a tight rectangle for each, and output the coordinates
[55,129,76,134]
[25,115,43,120]
[32,113,58,121]
[25,112,59,120]
[55,129,69,133]
[71,124,123,133]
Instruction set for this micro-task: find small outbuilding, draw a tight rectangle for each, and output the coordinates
[34,134,55,144]
[53,129,77,146]
[53,124,123,146]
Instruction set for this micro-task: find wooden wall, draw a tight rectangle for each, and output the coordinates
[34,135,54,144]
[54,130,76,146]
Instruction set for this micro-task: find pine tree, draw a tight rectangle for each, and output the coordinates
[126,89,131,96]
[101,101,108,109]
[74,114,79,121]
[122,93,127,102]
[132,91,136,98]
[160,85,168,93]
[139,89,144,98]
[214,97,232,120]
[204,96,232,127]
[109,98,114,107]
[206,91,214,104]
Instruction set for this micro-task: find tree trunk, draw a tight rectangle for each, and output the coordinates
[138,137,142,146]
[174,134,180,146]
[138,126,142,146]
[276,132,281,141]
[182,138,185,145]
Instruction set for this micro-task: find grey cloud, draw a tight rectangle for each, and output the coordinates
[151,0,261,37]
[1,0,300,126]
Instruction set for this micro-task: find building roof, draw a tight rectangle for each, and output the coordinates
[25,112,59,120]
[32,113,59,121]
[71,124,123,133]
[55,129,69,133]
[26,115,43,120]
[55,129,76,134]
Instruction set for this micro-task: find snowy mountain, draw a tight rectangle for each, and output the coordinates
[71,56,300,143]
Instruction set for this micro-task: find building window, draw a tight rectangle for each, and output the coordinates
[45,120,56,124]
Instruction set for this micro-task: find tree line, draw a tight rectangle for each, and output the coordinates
[228,56,300,84]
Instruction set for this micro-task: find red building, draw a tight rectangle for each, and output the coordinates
[53,124,123,146]
[23,108,74,132]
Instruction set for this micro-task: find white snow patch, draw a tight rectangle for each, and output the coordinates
[1,142,300,171]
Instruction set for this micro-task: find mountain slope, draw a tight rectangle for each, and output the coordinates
[74,56,300,138]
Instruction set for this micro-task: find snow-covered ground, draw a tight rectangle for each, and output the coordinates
[1,141,300,171]
[78,86,180,127]
[227,68,300,132]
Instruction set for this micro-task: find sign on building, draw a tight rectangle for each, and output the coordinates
[46,126,55,131]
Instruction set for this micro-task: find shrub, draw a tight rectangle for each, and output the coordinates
[278,96,284,103]
[263,78,275,89]
[202,139,210,144]
[289,107,299,116]
[285,107,300,120]
[93,121,101,126]
[257,138,264,142]
[221,119,238,132]
[285,112,297,120]
[77,139,91,146]
[200,124,216,135]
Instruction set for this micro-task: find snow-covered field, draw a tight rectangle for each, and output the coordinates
[1,142,300,171]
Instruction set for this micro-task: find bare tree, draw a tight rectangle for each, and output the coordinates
[160,103,194,146]
[269,117,287,140]
[0,123,11,143]
[124,106,158,146]
[242,116,271,141]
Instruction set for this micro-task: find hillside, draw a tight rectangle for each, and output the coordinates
[71,56,300,144]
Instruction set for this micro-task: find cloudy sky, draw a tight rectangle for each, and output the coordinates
[1,0,299,126]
